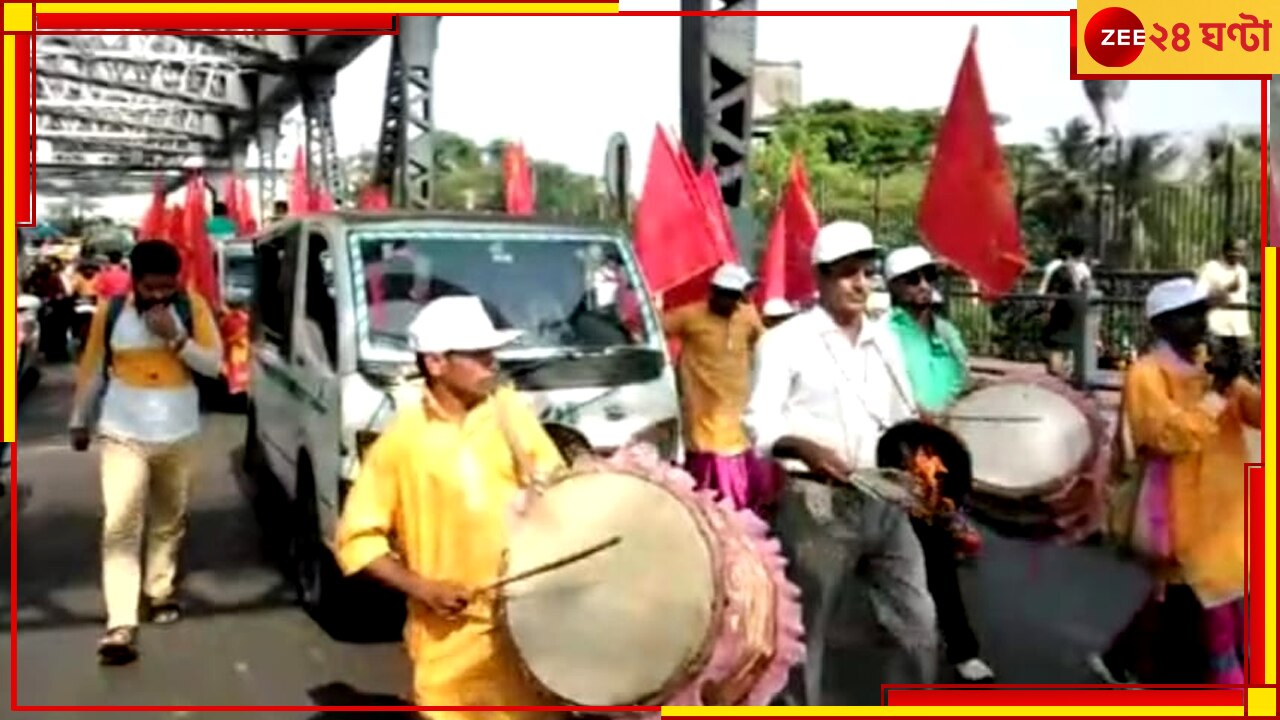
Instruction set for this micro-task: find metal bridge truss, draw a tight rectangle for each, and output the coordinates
[35,17,757,218]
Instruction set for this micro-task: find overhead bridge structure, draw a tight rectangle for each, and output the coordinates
[34,2,760,227]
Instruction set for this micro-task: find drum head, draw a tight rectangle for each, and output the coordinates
[502,471,718,705]
[948,382,1093,498]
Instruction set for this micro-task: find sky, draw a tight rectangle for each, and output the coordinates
[43,5,1264,220]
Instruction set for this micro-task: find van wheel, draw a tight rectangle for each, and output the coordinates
[292,461,406,642]
[292,462,342,624]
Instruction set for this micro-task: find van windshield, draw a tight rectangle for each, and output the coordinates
[350,230,656,358]
[224,249,255,306]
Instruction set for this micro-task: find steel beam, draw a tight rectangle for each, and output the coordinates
[680,0,758,211]
[300,73,343,203]
[375,16,440,209]
[35,35,251,112]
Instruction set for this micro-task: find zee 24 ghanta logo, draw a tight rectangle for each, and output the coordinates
[1084,6,1272,67]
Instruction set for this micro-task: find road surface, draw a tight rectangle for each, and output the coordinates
[6,363,1256,714]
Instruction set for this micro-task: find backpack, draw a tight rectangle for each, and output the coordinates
[102,293,196,379]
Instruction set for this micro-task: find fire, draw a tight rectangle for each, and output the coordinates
[909,446,954,519]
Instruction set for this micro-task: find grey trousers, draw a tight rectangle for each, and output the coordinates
[774,477,939,704]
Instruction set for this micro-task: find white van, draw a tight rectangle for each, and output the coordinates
[242,211,680,626]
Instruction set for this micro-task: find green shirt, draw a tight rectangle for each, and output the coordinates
[206,216,237,243]
[887,307,969,413]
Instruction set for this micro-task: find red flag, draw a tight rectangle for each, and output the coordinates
[357,185,390,210]
[289,148,311,217]
[661,164,741,310]
[757,154,822,308]
[223,175,258,236]
[503,142,536,215]
[917,28,1026,298]
[138,177,168,241]
[182,174,221,309]
[632,125,727,301]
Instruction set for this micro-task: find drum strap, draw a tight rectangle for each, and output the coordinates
[493,392,539,487]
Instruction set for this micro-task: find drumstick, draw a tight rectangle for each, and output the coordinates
[476,535,622,595]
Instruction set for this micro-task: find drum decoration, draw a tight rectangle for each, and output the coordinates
[942,374,1111,542]
[498,443,804,712]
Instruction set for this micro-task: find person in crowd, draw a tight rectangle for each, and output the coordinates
[1089,277,1258,684]
[94,250,132,299]
[745,220,937,703]
[334,295,566,719]
[27,257,72,362]
[761,298,797,329]
[661,263,770,512]
[883,244,992,682]
[68,240,224,665]
[1041,235,1092,379]
[1196,238,1253,379]
[206,201,238,246]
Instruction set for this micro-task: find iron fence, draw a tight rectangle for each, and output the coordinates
[938,269,1261,373]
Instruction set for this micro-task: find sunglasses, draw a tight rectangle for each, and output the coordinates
[897,266,939,286]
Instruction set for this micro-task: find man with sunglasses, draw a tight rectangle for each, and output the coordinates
[745,221,938,703]
[884,245,994,683]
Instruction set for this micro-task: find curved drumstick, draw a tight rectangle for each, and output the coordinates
[476,535,623,596]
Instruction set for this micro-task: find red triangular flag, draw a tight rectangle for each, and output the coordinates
[182,174,221,309]
[289,149,311,216]
[917,28,1026,298]
[503,142,536,215]
[632,125,726,298]
[757,154,821,308]
[138,176,168,241]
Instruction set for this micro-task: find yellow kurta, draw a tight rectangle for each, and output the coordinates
[663,303,765,454]
[335,386,567,720]
[1122,350,1261,608]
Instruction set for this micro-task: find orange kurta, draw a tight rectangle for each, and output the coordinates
[663,303,765,454]
[335,387,566,720]
[1123,349,1260,608]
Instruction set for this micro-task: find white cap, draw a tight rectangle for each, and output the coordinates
[811,221,878,266]
[710,262,753,292]
[406,295,523,354]
[884,245,935,282]
[762,298,796,318]
[1144,277,1208,320]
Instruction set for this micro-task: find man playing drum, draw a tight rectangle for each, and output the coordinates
[1089,278,1259,685]
[745,221,938,703]
[883,245,993,683]
[334,295,567,720]
[662,263,772,512]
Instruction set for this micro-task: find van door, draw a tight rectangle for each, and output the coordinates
[251,223,303,488]
[292,225,345,540]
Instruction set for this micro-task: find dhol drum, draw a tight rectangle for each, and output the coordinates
[940,374,1111,541]
[497,444,804,711]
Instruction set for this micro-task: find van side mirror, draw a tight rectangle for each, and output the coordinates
[17,294,41,313]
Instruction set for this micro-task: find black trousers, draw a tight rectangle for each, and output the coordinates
[910,517,980,664]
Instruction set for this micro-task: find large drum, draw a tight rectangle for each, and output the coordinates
[941,374,1111,541]
[498,445,804,709]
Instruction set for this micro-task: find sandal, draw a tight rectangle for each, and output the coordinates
[148,598,182,625]
[97,626,139,666]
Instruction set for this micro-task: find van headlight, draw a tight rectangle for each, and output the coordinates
[631,418,680,460]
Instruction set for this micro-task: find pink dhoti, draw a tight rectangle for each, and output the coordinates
[684,450,781,514]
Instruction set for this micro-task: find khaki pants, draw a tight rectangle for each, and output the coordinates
[99,434,197,629]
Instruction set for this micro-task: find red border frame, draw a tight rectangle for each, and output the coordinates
[6,2,1270,714]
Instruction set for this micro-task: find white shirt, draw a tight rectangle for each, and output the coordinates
[744,306,918,470]
[71,304,222,444]
[1198,259,1252,338]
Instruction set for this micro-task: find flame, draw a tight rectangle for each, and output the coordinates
[909,446,954,519]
